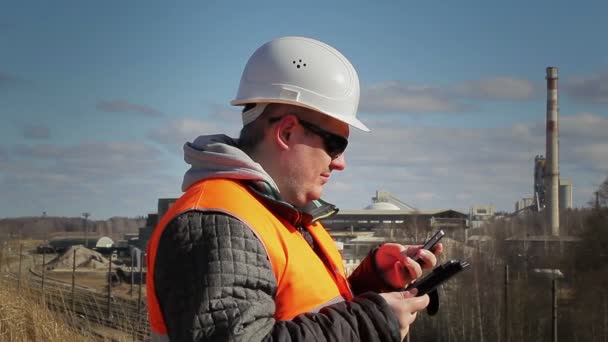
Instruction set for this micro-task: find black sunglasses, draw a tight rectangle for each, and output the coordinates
[269,116,348,159]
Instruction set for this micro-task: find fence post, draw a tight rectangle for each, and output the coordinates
[71,249,76,312]
[131,252,134,296]
[552,278,558,342]
[17,244,23,291]
[504,264,509,342]
[42,251,46,301]
[137,253,144,314]
[107,251,113,320]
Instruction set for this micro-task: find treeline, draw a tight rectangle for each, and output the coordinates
[404,177,608,341]
[0,216,146,242]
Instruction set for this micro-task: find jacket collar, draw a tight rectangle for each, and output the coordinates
[246,181,339,227]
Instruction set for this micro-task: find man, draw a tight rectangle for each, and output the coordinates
[146,36,441,342]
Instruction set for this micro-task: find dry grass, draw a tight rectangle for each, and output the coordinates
[0,281,93,342]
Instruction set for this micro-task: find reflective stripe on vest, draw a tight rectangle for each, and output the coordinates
[146,179,353,338]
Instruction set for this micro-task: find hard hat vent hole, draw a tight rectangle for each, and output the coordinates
[292,59,307,69]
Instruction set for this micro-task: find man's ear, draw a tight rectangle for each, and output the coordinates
[274,116,297,151]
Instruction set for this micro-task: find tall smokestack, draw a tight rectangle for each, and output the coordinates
[545,67,560,236]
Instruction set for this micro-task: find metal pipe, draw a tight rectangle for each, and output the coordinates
[545,67,560,236]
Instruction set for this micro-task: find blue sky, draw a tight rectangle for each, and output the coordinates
[1,1,607,219]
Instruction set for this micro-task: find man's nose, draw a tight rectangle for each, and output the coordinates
[330,153,346,171]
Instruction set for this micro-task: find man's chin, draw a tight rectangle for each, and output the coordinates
[306,190,323,203]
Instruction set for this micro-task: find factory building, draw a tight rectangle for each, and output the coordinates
[531,155,573,212]
[468,205,495,228]
[534,155,547,211]
[559,179,573,209]
[136,191,468,262]
[47,236,115,253]
[323,191,468,262]
[515,197,535,213]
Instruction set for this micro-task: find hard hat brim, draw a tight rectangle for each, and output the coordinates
[231,98,370,132]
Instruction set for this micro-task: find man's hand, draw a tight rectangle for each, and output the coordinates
[379,290,429,340]
[375,243,443,288]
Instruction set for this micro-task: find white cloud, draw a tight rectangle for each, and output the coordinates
[561,112,608,139]
[22,123,50,140]
[361,81,467,113]
[564,72,608,104]
[96,100,164,117]
[415,192,436,201]
[0,140,175,218]
[147,105,243,155]
[360,76,536,114]
[454,77,536,100]
[148,118,222,149]
[326,112,606,212]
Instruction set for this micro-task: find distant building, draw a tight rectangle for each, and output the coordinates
[468,205,495,228]
[157,198,177,221]
[534,155,547,210]
[324,191,468,261]
[559,179,573,209]
[136,192,468,260]
[515,197,535,212]
[532,155,573,211]
[48,236,114,252]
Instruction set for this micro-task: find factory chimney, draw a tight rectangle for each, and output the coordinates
[545,67,560,236]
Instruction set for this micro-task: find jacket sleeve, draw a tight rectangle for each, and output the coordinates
[153,211,401,342]
[348,247,402,295]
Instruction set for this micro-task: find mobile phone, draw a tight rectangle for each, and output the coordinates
[412,229,445,264]
[405,259,470,296]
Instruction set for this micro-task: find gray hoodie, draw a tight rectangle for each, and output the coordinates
[181,134,279,192]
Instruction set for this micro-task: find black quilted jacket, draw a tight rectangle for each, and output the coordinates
[154,197,401,342]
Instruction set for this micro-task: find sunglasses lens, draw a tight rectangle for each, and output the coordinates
[297,118,348,159]
[327,136,348,158]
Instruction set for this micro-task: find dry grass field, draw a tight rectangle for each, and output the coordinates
[0,281,94,342]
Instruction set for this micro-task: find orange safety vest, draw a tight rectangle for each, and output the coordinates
[146,179,353,338]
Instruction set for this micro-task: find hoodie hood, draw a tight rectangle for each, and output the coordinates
[181,134,279,192]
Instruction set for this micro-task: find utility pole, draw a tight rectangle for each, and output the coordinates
[82,213,91,248]
[107,250,113,320]
[552,278,558,342]
[504,264,509,342]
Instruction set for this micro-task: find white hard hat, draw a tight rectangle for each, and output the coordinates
[231,36,369,132]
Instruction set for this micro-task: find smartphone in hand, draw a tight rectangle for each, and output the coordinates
[412,229,445,265]
[405,259,470,296]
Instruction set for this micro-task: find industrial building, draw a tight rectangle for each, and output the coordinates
[135,191,468,262]
[515,197,535,213]
[525,153,573,213]
[47,236,115,253]
[559,179,573,209]
[468,205,495,228]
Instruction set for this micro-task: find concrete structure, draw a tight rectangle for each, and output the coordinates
[48,236,114,252]
[157,198,177,221]
[366,190,417,211]
[137,193,467,259]
[559,179,573,209]
[469,205,495,228]
[534,155,547,210]
[515,197,535,212]
[545,67,560,236]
